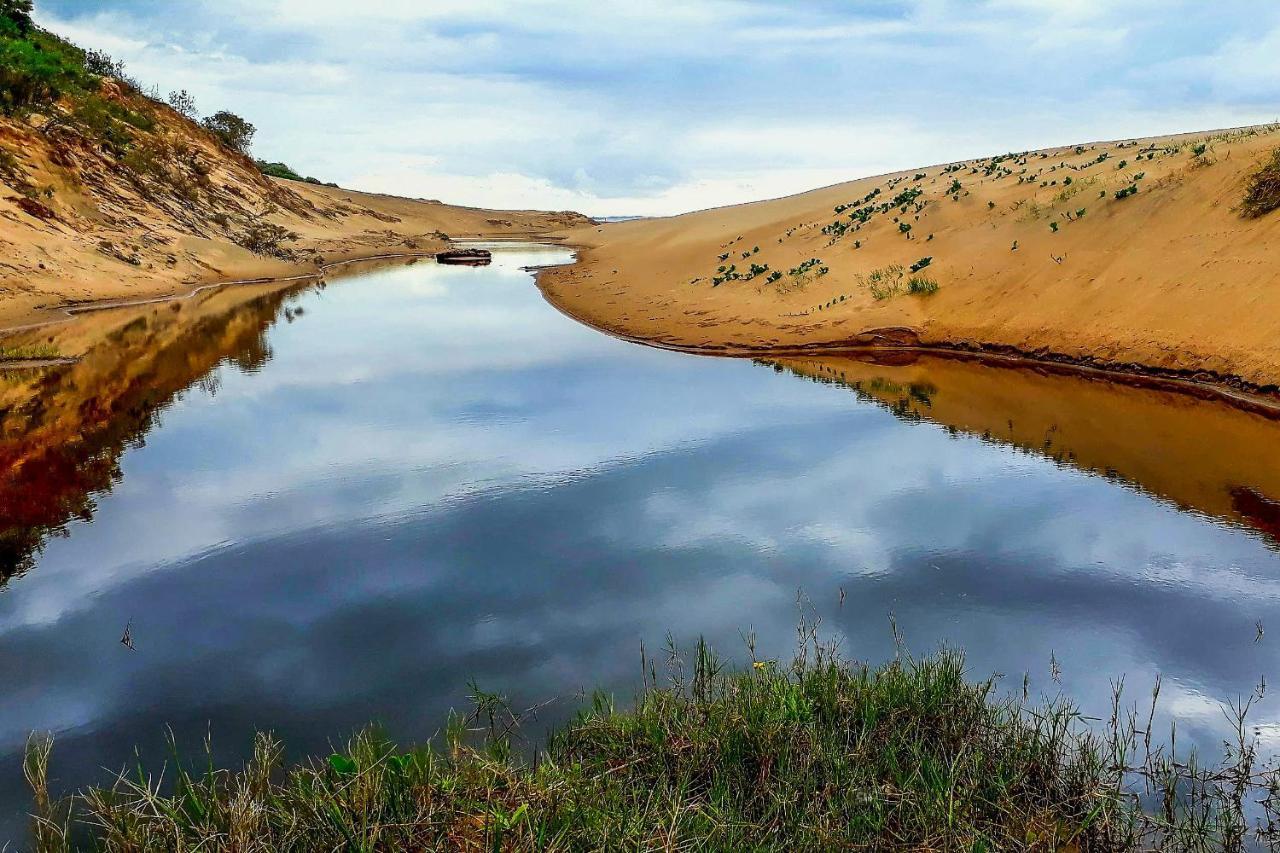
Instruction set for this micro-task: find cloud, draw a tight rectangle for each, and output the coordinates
[32,0,1280,215]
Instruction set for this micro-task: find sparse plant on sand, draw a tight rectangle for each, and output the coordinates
[1241,147,1280,217]
[237,221,297,259]
[166,88,198,119]
[857,264,908,300]
[907,275,939,295]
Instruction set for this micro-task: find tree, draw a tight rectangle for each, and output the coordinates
[1,0,34,33]
[202,110,255,154]
[166,89,197,119]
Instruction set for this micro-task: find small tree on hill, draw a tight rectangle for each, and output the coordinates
[167,89,197,120]
[202,110,255,154]
[1,0,34,33]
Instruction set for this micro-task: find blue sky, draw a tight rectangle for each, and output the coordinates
[35,0,1280,216]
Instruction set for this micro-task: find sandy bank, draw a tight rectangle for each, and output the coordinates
[0,97,589,333]
[538,125,1280,394]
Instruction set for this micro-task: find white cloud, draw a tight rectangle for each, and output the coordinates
[34,0,1280,216]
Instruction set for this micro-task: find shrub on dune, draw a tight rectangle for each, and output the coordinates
[1242,148,1280,218]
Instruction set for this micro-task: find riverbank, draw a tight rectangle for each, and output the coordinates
[0,175,587,333]
[22,639,1270,851]
[0,72,589,334]
[539,124,1280,394]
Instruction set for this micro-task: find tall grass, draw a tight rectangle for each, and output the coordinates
[22,627,1280,851]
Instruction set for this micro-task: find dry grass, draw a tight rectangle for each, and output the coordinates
[1242,148,1280,218]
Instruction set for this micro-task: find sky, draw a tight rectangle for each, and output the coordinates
[34,0,1280,217]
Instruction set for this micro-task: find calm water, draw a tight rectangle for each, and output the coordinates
[1,243,1279,840]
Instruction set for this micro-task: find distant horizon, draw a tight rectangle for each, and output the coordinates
[37,0,1280,217]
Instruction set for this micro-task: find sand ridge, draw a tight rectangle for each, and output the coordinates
[538,125,1280,392]
[0,93,589,333]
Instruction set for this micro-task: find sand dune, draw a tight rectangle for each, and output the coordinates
[0,92,588,335]
[539,125,1280,392]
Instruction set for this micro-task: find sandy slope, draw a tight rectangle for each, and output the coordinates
[0,90,588,332]
[539,125,1280,391]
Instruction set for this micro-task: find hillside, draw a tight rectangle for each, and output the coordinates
[0,15,587,332]
[540,125,1280,393]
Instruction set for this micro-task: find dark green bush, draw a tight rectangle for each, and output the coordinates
[256,160,305,181]
[0,27,85,112]
[0,0,32,33]
[203,110,256,154]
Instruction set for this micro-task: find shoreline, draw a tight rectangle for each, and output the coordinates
[535,124,1280,411]
[0,236,571,367]
[0,231,572,339]
[534,256,1280,420]
[8,231,1278,421]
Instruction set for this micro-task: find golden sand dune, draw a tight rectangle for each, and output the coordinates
[539,125,1280,392]
[0,85,588,334]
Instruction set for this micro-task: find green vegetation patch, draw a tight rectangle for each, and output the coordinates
[855,264,939,301]
[26,635,1280,851]
[0,14,93,114]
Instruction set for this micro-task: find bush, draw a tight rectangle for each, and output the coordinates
[1241,148,1280,218]
[82,47,142,90]
[83,49,121,78]
[167,88,197,119]
[237,221,297,259]
[68,93,154,154]
[0,0,32,33]
[0,30,85,112]
[203,110,256,154]
[256,160,305,181]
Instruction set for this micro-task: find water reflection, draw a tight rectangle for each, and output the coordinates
[770,353,1280,547]
[0,282,304,582]
[0,246,1278,842]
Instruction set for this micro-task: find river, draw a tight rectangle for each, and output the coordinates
[1,243,1278,841]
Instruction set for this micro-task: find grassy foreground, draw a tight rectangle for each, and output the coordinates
[21,635,1279,851]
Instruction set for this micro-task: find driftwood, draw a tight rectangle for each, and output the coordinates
[436,248,492,266]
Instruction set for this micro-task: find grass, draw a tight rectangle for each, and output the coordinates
[0,342,59,360]
[907,275,939,295]
[26,626,1280,851]
[1242,147,1280,218]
